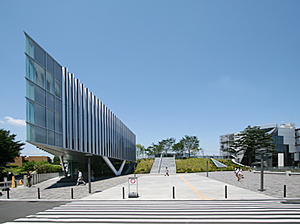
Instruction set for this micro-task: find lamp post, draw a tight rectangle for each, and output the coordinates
[258,148,266,191]
[85,154,93,193]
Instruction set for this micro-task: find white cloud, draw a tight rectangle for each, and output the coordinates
[0,120,4,124]
[4,116,26,126]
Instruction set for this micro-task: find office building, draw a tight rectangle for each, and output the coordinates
[25,33,136,176]
[220,123,300,167]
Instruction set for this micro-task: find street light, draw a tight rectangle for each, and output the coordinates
[85,154,93,193]
[258,148,267,191]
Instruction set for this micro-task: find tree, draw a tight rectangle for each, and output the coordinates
[229,125,276,165]
[136,143,146,158]
[172,141,185,157]
[159,138,175,156]
[0,129,24,174]
[52,156,61,165]
[146,143,163,156]
[181,135,202,157]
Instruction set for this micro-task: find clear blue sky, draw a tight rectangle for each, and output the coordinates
[0,1,300,157]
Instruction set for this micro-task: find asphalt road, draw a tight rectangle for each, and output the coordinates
[0,201,69,224]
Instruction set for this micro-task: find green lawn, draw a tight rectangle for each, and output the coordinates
[135,158,245,174]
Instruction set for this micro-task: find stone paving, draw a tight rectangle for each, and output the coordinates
[207,171,300,199]
[1,171,300,200]
[1,175,131,200]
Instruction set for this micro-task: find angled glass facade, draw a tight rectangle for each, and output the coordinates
[25,33,136,176]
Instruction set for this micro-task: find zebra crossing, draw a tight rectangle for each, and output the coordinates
[4,200,300,223]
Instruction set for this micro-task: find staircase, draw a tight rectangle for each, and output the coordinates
[150,156,176,174]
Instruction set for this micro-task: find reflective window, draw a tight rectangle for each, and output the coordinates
[35,103,46,127]
[55,79,62,98]
[27,123,35,142]
[47,93,55,110]
[55,98,62,114]
[48,130,55,146]
[34,61,45,88]
[55,133,63,147]
[35,85,45,106]
[34,43,45,67]
[25,36,34,58]
[55,113,62,133]
[46,54,54,74]
[26,80,34,100]
[35,126,47,144]
[54,62,62,81]
[46,72,55,94]
[26,57,35,82]
[26,100,34,124]
[47,109,55,130]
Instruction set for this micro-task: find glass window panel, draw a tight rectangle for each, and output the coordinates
[55,133,63,147]
[54,62,62,81]
[27,123,35,142]
[35,85,45,106]
[46,93,55,110]
[26,80,34,100]
[48,130,55,146]
[55,113,62,133]
[46,54,54,74]
[47,109,55,130]
[55,79,62,98]
[25,36,34,58]
[35,126,47,144]
[55,98,62,114]
[34,61,45,88]
[34,43,45,67]
[35,103,46,127]
[46,72,55,94]
[26,57,35,82]
[26,99,34,124]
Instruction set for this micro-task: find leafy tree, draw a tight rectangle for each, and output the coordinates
[181,135,202,157]
[146,143,163,156]
[0,129,24,174]
[52,156,61,165]
[229,125,276,165]
[159,138,175,156]
[136,143,146,157]
[172,141,185,157]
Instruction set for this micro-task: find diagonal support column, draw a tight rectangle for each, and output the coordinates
[102,156,126,176]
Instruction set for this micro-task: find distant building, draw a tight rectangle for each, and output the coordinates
[9,156,51,167]
[25,33,136,177]
[220,123,300,167]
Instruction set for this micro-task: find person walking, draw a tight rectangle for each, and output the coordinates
[165,167,169,176]
[237,168,243,181]
[26,171,32,187]
[76,170,86,186]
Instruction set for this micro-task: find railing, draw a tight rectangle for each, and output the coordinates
[0,172,64,189]
[253,166,300,172]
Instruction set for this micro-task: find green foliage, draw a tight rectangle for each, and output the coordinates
[159,138,175,156]
[181,135,202,157]
[52,156,60,165]
[0,129,24,173]
[176,158,245,173]
[135,159,154,174]
[229,125,276,165]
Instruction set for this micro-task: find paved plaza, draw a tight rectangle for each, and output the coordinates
[1,171,299,201]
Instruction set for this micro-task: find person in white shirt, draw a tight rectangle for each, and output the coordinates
[76,170,86,186]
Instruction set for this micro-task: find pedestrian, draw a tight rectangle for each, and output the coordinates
[76,170,86,186]
[26,171,32,187]
[237,168,243,181]
[165,167,169,176]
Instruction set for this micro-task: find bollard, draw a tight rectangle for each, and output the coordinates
[6,188,10,199]
[206,161,208,177]
[71,188,73,199]
[122,187,125,199]
[173,186,175,199]
[225,185,227,199]
[38,188,40,199]
[284,185,286,198]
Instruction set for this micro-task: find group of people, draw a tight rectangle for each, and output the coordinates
[234,167,243,181]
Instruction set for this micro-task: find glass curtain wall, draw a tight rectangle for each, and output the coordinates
[25,34,63,147]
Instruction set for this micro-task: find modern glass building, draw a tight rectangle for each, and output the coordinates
[25,33,136,176]
[220,123,300,167]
